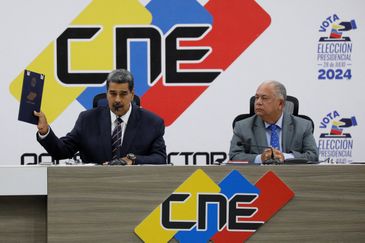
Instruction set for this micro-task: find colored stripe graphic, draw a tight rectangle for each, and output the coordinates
[10,0,271,126]
[141,0,271,125]
[211,171,294,242]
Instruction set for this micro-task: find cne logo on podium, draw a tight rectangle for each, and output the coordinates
[9,0,270,126]
[134,169,294,242]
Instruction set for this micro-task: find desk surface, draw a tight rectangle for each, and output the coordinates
[0,166,47,195]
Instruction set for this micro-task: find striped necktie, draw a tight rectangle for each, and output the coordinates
[269,124,280,150]
[111,117,123,159]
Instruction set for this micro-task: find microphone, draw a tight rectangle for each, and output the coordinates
[236,141,282,165]
[108,158,127,165]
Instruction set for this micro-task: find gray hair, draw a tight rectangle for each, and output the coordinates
[265,80,287,101]
[106,69,134,91]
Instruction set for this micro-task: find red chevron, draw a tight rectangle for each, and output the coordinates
[141,0,271,126]
[211,171,294,242]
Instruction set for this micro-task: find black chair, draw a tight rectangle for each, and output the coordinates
[232,95,314,133]
[93,93,141,108]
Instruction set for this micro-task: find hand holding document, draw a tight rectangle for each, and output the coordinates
[18,70,45,125]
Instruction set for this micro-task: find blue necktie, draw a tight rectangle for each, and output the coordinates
[111,117,123,159]
[269,124,280,150]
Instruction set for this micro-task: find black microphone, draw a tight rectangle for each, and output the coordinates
[108,158,127,165]
[236,141,282,165]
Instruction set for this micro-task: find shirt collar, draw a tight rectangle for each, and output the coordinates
[110,103,132,124]
[264,112,284,129]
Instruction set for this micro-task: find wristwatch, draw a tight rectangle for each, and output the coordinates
[127,153,136,165]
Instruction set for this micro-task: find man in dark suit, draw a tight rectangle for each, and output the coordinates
[34,69,166,165]
[229,80,318,164]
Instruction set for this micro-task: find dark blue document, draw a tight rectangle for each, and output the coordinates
[18,70,45,124]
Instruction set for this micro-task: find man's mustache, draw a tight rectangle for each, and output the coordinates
[113,103,122,111]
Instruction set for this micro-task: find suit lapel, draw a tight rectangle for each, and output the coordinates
[120,104,140,155]
[100,107,112,160]
[253,116,268,152]
[282,112,294,152]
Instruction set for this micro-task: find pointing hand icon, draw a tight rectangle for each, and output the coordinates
[338,20,357,31]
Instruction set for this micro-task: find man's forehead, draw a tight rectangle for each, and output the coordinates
[256,84,274,95]
[108,82,129,91]
[109,88,129,92]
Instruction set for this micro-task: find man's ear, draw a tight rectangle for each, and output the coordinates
[279,98,285,109]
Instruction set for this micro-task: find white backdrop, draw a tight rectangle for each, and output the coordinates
[0,0,364,165]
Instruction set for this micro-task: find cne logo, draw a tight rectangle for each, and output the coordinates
[135,169,294,242]
[9,0,270,125]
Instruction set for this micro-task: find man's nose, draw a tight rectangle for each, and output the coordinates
[115,95,122,102]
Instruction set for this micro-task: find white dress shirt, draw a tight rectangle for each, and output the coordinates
[110,103,132,145]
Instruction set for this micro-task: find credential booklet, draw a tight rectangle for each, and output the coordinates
[18,70,45,125]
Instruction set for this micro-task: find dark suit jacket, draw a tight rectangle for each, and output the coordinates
[229,112,318,163]
[37,104,166,164]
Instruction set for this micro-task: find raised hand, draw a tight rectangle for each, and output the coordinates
[33,111,49,135]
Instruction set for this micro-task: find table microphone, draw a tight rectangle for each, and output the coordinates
[236,141,282,165]
[108,158,127,165]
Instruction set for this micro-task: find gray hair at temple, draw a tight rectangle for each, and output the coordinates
[106,69,134,91]
[267,80,287,101]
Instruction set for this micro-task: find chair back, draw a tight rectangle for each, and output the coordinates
[233,95,314,133]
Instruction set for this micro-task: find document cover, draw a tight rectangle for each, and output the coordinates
[18,70,45,124]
